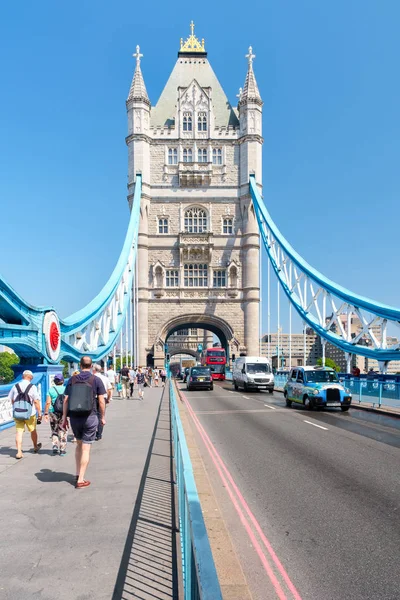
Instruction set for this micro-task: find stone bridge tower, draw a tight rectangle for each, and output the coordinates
[126,24,263,367]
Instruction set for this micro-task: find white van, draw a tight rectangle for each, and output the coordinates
[232,356,274,393]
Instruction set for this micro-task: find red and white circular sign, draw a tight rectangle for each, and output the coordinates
[43,311,61,361]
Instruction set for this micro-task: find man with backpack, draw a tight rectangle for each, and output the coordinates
[8,370,42,459]
[119,364,130,398]
[44,373,67,455]
[62,356,106,489]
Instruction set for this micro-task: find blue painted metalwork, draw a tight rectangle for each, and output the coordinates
[170,381,222,600]
[0,175,142,364]
[250,176,400,363]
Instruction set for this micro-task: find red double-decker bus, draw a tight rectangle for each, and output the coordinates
[201,347,226,380]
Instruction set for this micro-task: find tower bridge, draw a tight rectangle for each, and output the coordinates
[0,23,400,384]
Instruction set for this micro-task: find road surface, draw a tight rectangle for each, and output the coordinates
[178,381,400,600]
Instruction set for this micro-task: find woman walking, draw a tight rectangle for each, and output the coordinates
[154,369,160,387]
[136,368,146,400]
[44,373,68,455]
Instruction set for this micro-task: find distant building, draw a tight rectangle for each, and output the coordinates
[261,333,321,368]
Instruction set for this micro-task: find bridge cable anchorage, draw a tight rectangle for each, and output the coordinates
[0,175,142,364]
[249,176,400,363]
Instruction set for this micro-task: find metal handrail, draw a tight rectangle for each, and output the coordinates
[169,380,222,600]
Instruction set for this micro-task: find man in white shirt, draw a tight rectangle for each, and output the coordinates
[129,367,136,398]
[106,367,116,387]
[8,370,42,459]
[93,364,112,441]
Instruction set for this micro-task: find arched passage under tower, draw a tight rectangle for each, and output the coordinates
[153,313,240,368]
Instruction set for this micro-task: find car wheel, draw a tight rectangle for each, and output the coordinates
[268,389,274,394]
[234,380,238,390]
[341,406,350,412]
[187,385,190,391]
[243,382,248,392]
[210,385,214,391]
[304,395,313,410]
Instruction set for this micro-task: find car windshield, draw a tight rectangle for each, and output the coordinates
[246,363,271,374]
[305,370,339,383]
[210,365,225,373]
[191,367,211,376]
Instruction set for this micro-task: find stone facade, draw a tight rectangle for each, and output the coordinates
[126,29,263,367]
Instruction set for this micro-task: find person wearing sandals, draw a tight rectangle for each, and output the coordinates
[8,370,42,459]
[44,373,67,456]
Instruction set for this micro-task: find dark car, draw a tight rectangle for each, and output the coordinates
[183,367,190,383]
[186,366,213,391]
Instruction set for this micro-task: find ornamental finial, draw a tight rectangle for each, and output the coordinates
[179,21,206,53]
[246,46,255,66]
[236,87,243,100]
[133,45,143,66]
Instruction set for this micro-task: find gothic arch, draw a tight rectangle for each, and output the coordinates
[157,313,235,355]
[168,348,198,360]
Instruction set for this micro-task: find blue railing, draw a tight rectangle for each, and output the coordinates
[169,381,222,600]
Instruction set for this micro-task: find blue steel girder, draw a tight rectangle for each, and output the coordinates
[0,175,142,363]
[250,176,400,363]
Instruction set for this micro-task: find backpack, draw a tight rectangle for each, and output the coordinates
[13,383,33,420]
[52,386,65,415]
[67,375,95,416]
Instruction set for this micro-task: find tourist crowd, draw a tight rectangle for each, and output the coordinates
[7,359,167,489]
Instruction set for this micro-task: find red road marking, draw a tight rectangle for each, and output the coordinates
[182,390,303,600]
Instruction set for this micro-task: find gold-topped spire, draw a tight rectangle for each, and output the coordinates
[179,21,206,53]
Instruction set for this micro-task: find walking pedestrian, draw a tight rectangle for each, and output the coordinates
[119,364,130,398]
[93,364,112,441]
[154,369,159,387]
[147,367,153,387]
[62,356,106,489]
[106,365,116,394]
[129,366,136,397]
[136,367,146,400]
[8,370,42,459]
[160,368,166,386]
[44,373,67,455]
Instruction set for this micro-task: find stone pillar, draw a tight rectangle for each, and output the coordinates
[138,195,149,366]
[241,198,260,356]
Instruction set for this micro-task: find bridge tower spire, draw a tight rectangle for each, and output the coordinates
[126,45,151,366]
[238,46,263,356]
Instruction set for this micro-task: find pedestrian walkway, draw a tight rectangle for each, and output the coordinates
[0,385,181,600]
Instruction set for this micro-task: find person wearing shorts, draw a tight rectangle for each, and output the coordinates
[62,356,106,489]
[8,370,42,459]
[136,367,146,400]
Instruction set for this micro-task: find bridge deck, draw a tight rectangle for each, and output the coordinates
[0,386,181,600]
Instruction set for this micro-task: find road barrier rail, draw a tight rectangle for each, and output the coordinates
[170,381,222,600]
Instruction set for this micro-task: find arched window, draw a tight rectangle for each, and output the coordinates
[222,217,233,234]
[184,207,208,233]
[198,148,208,163]
[212,148,223,165]
[198,112,207,131]
[183,148,193,163]
[168,148,178,165]
[229,265,238,288]
[183,112,192,132]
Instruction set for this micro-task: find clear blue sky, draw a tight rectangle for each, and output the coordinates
[0,1,399,335]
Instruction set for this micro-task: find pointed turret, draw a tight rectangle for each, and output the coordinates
[240,47,262,105]
[127,45,150,106]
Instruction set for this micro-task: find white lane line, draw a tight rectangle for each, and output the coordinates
[242,395,251,400]
[304,420,328,431]
[229,390,234,394]
[264,404,277,410]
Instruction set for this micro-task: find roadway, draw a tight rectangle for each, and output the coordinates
[177,380,400,600]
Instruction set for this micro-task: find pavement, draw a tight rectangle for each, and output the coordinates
[178,380,400,600]
[0,385,181,600]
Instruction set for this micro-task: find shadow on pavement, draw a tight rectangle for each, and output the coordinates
[34,468,77,486]
[112,386,180,600]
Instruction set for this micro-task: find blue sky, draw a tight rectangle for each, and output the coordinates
[0,1,399,336]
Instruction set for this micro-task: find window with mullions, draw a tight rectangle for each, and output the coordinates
[213,270,226,288]
[212,148,222,165]
[158,218,168,234]
[198,148,208,163]
[184,207,207,233]
[183,112,192,131]
[222,218,233,234]
[198,112,207,131]
[183,148,193,163]
[168,148,178,165]
[166,269,179,287]
[184,264,208,287]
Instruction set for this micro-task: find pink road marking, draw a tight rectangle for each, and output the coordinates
[182,391,303,600]
[181,393,288,600]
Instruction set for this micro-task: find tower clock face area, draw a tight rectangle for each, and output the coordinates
[126,23,262,367]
